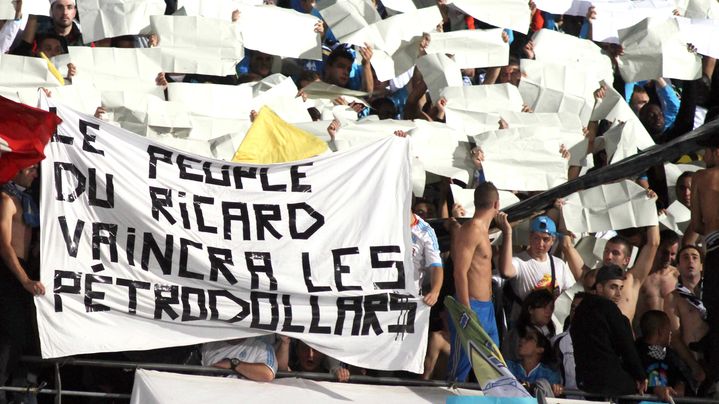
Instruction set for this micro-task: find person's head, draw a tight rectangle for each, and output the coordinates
[296,340,326,372]
[653,230,679,271]
[603,236,632,269]
[413,199,436,220]
[519,289,555,330]
[675,171,693,208]
[528,216,556,258]
[13,164,39,188]
[370,97,397,120]
[568,292,586,324]
[248,49,274,78]
[593,264,625,304]
[629,85,650,114]
[299,0,316,13]
[639,103,665,136]
[298,70,320,89]
[498,56,521,87]
[473,181,499,214]
[324,46,354,87]
[703,147,719,168]
[110,35,136,48]
[677,244,703,281]
[50,0,76,30]
[35,34,65,58]
[517,326,552,363]
[639,310,672,347]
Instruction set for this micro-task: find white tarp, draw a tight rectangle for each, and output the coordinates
[617,17,702,82]
[473,127,569,191]
[562,180,658,234]
[37,98,430,373]
[76,0,166,44]
[130,370,478,403]
[150,15,244,76]
[236,5,322,60]
[447,0,530,34]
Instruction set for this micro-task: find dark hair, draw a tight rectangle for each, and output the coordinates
[607,236,632,257]
[110,35,136,47]
[474,181,498,210]
[659,229,680,248]
[370,97,397,119]
[593,264,625,288]
[639,310,670,338]
[676,171,694,186]
[518,289,556,337]
[678,244,704,264]
[326,45,354,66]
[519,325,553,364]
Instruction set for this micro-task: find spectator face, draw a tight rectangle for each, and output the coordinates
[677,247,702,279]
[675,176,691,208]
[517,334,543,358]
[630,91,649,114]
[656,241,678,270]
[51,0,76,29]
[249,52,273,78]
[529,301,554,327]
[498,64,520,87]
[602,242,630,268]
[413,202,435,220]
[297,342,325,371]
[528,232,554,256]
[37,38,64,58]
[300,0,316,13]
[639,103,664,135]
[13,164,39,188]
[324,57,352,87]
[595,279,623,304]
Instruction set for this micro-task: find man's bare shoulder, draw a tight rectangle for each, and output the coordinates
[0,191,18,212]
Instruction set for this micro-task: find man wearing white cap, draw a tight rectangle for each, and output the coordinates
[14,0,82,56]
[497,215,577,302]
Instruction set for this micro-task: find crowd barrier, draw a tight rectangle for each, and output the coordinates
[0,356,714,403]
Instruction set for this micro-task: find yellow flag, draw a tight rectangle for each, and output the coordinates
[39,52,65,86]
[232,106,327,164]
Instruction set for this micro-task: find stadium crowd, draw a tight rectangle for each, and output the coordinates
[1,0,719,402]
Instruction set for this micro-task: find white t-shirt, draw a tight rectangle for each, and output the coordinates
[201,336,278,376]
[510,250,575,300]
[411,215,442,295]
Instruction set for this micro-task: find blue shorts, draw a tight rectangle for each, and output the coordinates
[447,298,499,382]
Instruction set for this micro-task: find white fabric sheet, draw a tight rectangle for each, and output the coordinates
[562,180,658,234]
[76,0,166,44]
[617,16,702,82]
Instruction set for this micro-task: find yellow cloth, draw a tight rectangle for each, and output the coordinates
[232,106,327,164]
[39,52,65,86]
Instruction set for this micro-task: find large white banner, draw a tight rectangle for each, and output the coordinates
[37,100,429,373]
[130,370,477,403]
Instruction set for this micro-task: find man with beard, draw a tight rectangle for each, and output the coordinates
[15,0,83,56]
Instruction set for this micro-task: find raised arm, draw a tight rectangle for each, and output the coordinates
[629,224,660,286]
[496,212,516,279]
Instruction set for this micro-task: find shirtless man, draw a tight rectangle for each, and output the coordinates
[636,230,680,325]
[558,193,659,322]
[604,226,660,322]
[0,165,46,389]
[448,181,500,382]
[689,139,719,383]
[664,245,707,384]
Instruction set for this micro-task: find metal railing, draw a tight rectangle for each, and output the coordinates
[0,356,716,403]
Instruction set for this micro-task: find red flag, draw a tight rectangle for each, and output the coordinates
[0,96,62,184]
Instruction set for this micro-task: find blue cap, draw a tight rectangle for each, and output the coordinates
[530,216,556,235]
